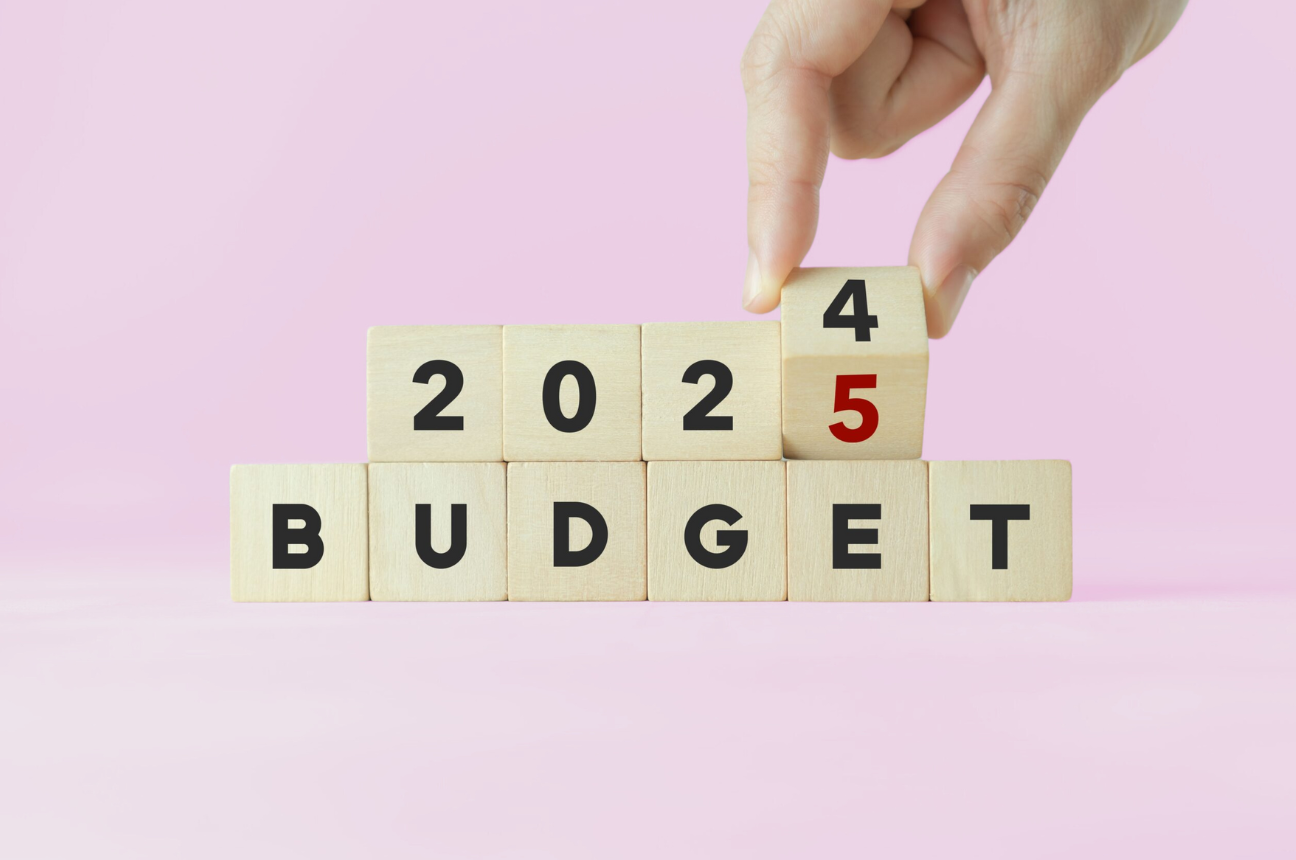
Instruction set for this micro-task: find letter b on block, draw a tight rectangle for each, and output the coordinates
[272,504,324,569]
[781,268,928,459]
[230,464,369,602]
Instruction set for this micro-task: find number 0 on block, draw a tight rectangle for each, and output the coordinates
[780,267,928,459]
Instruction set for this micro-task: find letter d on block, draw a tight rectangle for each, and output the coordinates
[553,501,608,567]
[272,503,324,569]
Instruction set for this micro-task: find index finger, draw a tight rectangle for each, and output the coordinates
[741,0,892,312]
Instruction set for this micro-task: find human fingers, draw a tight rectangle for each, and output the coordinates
[740,0,892,313]
[829,0,984,160]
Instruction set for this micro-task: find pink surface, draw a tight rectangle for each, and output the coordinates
[1,1,1293,857]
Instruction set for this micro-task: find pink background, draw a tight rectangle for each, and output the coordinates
[2,1,1293,856]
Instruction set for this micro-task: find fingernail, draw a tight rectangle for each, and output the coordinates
[742,251,763,310]
[935,265,977,332]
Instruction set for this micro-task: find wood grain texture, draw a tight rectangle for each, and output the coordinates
[781,267,928,459]
[647,461,786,601]
[367,325,503,462]
[786,460,929,601]
[502,325,641,461]
[929,460,1072,601]
[506,462,646,601]
[368,463,506,601]
[641,321,781,461]
[230,464,369,602]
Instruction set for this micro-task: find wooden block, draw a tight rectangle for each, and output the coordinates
[368,463,507,601]
[230,464,368,602]
[781,267,928,459]
[929,460,1072,601]
[367,325,503,462]
[502,325,641,461]
[647,461,786,601]
[506,462,646,600]
[786,460,929,601]
[641,321,781,461]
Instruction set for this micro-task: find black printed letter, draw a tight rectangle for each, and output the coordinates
[969,504,1031,569]
[684,504,748,569]
[553,501,608,567]
[415,503,467,569]
[832,503,881,569]
[272,504,324,569]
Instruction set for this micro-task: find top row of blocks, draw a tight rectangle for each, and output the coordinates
[368,267,929,462]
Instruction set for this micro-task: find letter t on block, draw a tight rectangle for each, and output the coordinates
[929,461,1072,601]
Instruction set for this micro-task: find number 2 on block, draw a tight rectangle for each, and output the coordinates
[829,374,878,443]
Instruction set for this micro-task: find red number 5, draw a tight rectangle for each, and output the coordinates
[829,374,878,443]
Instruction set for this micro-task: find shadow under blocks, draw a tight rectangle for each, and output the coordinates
[230,267,1072,602]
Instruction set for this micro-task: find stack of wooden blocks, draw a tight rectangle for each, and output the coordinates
[231,267,1072,603]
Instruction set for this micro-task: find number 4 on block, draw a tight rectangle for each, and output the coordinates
[781,267,928,459]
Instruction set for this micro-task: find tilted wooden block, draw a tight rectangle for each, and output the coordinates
[506,462,647,601]
[368,463,507,601]
[647,461,786,601]
[230,464,369,602]
[641,321,782,461]
[367,325,503,462]
[929,460,1072,601]
[503,325,641,461]
[786,460,929,601]
[781,267,928,459]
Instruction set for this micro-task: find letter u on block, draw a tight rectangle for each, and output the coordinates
[368,463,507,601]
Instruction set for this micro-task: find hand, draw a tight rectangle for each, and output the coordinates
[740,0,1186,335]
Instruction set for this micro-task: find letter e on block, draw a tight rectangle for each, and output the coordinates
[786,460,928,601]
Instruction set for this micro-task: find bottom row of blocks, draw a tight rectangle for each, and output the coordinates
[230,460,1072,602]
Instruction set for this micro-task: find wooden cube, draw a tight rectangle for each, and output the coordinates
[368,463,507,601]
[929,460,1072,601]
[506,462,646,601]
[647,461,786,601]
[641,322,781,461]
[503,325,641,461]
[230,464,368,602]
[367,325,503,462]
[781,267,928,459]
[786,460,929,601]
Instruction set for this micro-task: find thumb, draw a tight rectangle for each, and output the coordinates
[909,76,1088,337]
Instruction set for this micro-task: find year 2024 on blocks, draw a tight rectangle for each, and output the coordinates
[230,267,1072,603]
